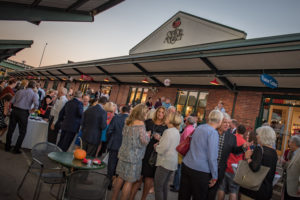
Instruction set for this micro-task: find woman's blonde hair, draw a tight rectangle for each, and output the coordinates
[167,112,182,130]
[126,104,148,126]
[104,102,115,112]
[147,108,156,120]
[152,106,167,123]
[21,80,28,87]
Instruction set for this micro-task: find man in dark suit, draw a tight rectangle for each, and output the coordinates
[230,119,238,134]
[106,106,130,182]
[207,113,246,200]
[57,91,83,152]
[81,98,107,157]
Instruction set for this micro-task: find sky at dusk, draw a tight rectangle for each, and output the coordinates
[1,0,300,67]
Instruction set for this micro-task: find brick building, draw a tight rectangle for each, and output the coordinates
[10,11,300,155]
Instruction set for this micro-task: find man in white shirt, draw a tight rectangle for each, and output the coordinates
[37,83,45,104]
[47,87,68,144]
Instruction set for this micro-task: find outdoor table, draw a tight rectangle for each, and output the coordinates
[48,152,106,170]
[2,117,48,149]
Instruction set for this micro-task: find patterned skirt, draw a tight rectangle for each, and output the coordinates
[116,160,142,183]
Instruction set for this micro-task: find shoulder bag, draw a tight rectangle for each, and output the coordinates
[176,130,195,156]
[233,146,270,191]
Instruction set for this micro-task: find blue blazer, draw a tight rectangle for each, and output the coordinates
[81,104,107,145]
[106,113,128,151]
[57,98,83,133]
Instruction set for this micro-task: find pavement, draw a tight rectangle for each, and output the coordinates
[0,143,178,200]
[0,142,282,200]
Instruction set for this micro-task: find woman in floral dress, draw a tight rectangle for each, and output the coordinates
[112,104,150,200]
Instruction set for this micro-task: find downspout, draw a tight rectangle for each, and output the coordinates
[231,91,238,118]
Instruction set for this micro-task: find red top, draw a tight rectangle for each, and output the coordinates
[226,133,246,174]
[106,112,114,125]
[0,86,15,99]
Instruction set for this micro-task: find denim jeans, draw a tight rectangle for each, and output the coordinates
[173,164,182,190]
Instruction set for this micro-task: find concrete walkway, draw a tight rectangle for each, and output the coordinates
[0,143,178,200]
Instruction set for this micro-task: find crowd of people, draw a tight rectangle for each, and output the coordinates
[0,78,300,200]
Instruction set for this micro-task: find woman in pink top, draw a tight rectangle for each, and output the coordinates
[171,116,196,192]
[180,116,196,142]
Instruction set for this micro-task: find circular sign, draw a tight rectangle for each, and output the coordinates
[164,79,171,86]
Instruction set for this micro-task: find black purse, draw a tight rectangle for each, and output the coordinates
[148,125,158,166]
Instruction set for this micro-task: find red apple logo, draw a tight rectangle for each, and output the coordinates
[172,17,181,28]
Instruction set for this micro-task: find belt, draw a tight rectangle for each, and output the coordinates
[14,107,29,112]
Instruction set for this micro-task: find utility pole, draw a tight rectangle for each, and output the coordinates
[38,42,47,67]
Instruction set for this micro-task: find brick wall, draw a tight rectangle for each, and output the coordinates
[149,87,178,105]
[110,85,130,105]
[234,91,262,128]
[36,80,300,130]
[205,89,235,117]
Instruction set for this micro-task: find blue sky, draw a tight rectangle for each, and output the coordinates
[1,0,300,67]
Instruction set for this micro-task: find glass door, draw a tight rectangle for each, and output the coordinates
[267,105,289,155]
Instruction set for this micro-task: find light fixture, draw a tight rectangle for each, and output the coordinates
[104,77,109,82]
[210,78,220,85]
[142,78,149,83]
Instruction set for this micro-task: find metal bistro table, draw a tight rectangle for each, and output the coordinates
[48,152,106,171]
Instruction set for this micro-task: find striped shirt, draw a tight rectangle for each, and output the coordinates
[218,132,225,164]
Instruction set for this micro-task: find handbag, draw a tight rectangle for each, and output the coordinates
[233,146,270,191]
[148,125,159,166]
[148,150,157,166]
[176,130,195,156]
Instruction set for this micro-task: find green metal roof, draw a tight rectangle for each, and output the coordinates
[9,32,300,93]
[0,40,33,62]
[0,0,124,25]
[0,59,33,71]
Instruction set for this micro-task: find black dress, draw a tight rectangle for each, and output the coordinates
[141,119,167,178]
[240,145,278,200]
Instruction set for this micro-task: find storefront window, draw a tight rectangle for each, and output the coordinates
[79,83,89,94]
[185,92,198,116]
[262,105,270,123]
[101,85,112,96]
[175,90,209,124]
[176,91,188,114]
[64,82,71,90]
[43,80,49,89]
[141,88,148,103]
[127,87,149,106]
[196,92,208,123]
[52,81,58,90]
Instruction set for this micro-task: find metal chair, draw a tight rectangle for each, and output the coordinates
[17,142,66,200]
[63,170,110,200]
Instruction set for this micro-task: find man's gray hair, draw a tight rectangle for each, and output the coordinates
[290,135,300,147]
[223,112,231,120]
[208,110,223,124]
[61,88,67,95]
[74,90,83,98]
[167,106,176,112]
[186,116,196,125]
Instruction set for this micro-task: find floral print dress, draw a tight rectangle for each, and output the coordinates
[116,125,150,182]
